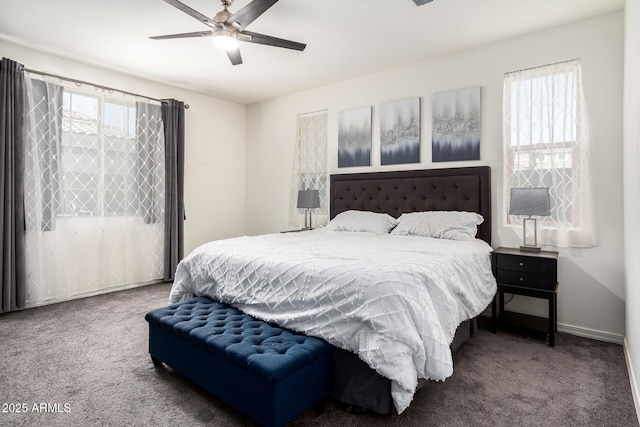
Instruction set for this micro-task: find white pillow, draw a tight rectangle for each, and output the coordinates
[326,210,397,234]
[390,211,484,241]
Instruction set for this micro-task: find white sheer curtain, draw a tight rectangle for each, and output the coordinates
[289,110,328,228]
[503,59,595,247]
[23,76,165,306]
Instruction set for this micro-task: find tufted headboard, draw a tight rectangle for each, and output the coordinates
[329,166,491,244]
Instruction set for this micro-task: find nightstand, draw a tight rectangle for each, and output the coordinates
[490,247,559,346]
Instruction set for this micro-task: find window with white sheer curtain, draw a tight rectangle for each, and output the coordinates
[503,58,595,247]
[289,110,328,228]
[23,76,165,306]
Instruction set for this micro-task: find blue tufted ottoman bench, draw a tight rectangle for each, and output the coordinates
[145,297,331,427]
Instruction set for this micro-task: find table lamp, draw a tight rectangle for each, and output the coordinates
[509,187,551,252]
[297,189,320,230]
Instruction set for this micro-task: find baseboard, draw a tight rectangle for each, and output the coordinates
[624,338,640,424]
[478,311,625,344]
[24,279,168,310]
[556,322,623,344]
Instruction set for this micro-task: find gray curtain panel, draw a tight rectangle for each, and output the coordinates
[0,58,26,313]
[161,99,185,281]
[24,77,63,231]
[136,102,164,224]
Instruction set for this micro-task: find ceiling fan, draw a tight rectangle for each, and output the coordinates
[150,0,306,65]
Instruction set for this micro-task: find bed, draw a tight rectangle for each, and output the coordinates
[169,166,496,415]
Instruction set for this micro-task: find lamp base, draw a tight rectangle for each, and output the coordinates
[302,209,314,231]
[521,217,540,252]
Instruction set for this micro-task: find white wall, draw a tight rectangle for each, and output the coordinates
[246,12,625,340]
[0,39,247,255]
[624,0,640,417]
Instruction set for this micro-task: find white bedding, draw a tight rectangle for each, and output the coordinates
[169,228,496,413]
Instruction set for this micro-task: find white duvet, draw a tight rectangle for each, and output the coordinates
[169,228,496,413]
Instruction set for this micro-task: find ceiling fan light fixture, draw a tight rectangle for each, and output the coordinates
[151,0,306,65]
[213,29,238,51]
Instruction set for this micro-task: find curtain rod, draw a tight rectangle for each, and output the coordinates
[297,109,327,117]
[22,67,189,109]
[505,58,579,76]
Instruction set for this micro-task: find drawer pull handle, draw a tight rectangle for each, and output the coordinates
[519,262,524,267]
[519,277,524,282]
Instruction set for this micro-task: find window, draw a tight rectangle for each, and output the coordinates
[61,90,138,216]
[23,75,167,306]
[289,110,328,227]
[503,59,594,247]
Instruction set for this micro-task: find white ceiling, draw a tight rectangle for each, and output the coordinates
[0,0,624,104]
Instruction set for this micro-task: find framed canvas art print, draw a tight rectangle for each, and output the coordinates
[432,86,481,162]
[380,97,421,165]
[338,106,372,168]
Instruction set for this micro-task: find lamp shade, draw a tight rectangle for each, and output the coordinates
[297,189,320,209]
[212,29,239,51]
[509,187,551,216]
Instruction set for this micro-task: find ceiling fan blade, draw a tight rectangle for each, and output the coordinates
[226,48,243,66]
[150,30,213,40]
[226,0,279,31]
[240,30,306,51]
[161,0,220,29]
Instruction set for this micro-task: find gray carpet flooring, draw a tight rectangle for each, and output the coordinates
[0,282,638,427]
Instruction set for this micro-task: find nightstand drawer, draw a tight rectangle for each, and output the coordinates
[495,254,553,274]
[496,269,555,290]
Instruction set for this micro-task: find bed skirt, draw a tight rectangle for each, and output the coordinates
[330,318,476,414]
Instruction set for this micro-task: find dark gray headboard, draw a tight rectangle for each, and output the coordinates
[329,166,491,244]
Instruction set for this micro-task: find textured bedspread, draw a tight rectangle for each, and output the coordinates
[169,229,496,413]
